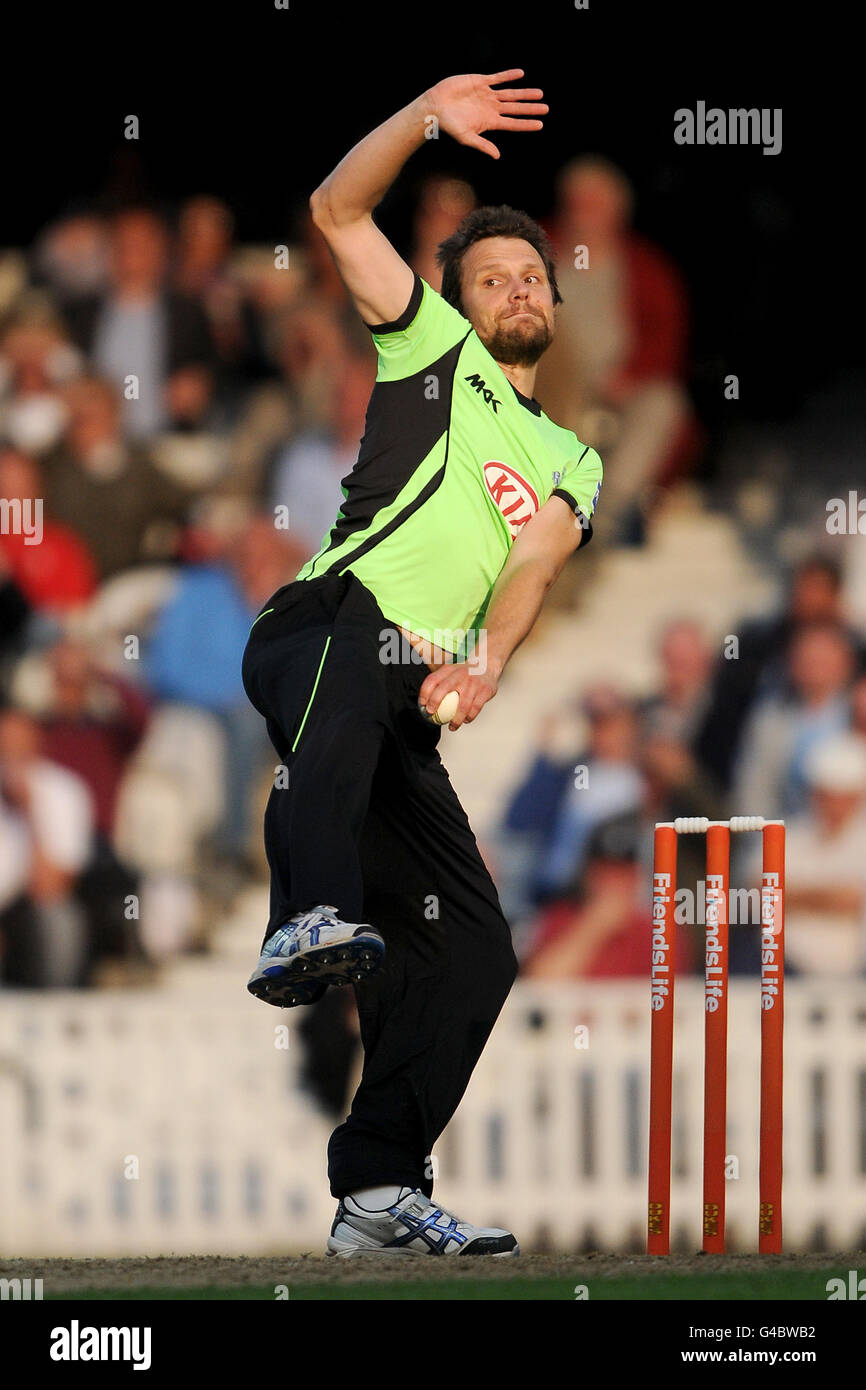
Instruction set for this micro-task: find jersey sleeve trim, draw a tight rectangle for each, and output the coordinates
[551,488,594,545]
[362,273,424,334]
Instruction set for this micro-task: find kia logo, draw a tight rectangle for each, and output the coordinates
[483,461,539,538]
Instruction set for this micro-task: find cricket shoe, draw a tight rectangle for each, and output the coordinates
[247,904,385,1007]
[326,1187,519,1257]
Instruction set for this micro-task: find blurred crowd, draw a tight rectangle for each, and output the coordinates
[0,193,358,987]
[497,554,866,985]
[4,160,860,1030]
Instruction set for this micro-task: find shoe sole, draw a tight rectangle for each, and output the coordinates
[247,974,326,1008]
[326,1238,520,1258]
[247,933,385,1007]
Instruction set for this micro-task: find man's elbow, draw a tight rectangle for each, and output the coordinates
[309,186,333,231]
[542,548,576,590]
[511,554,561,593]
[309,186,368,235]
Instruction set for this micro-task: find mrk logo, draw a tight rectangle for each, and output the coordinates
[465,374,501,413]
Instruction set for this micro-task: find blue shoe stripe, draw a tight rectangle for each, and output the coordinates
[383,1206,468,1253]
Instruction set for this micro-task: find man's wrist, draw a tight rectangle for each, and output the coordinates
[419,83,442,124]
[400,90,437,142]
[477,646,506,682]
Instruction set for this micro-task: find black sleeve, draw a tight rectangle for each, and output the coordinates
[551,487,594,546]
[362,273,424,334]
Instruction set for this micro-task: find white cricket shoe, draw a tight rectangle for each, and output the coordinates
[326,1187,519,1257]
[247,904,385,1007]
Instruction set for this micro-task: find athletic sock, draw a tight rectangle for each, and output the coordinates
[348,1185,405,1210]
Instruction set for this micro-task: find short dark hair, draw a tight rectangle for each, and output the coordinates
[436,204,562,317]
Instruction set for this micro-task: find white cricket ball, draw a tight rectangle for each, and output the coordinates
[432,691,460,726]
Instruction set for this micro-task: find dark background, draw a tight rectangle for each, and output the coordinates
[2,1,855,427]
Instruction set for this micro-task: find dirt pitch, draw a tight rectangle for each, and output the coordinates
[3,1250,864,1293]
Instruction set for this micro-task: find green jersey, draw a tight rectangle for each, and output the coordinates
[295,274,603,655]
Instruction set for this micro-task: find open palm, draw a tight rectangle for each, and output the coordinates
[431,69,548,159]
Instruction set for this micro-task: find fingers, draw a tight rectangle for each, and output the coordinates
[449,682,494,730]
[484,68,526,85]
[496,102,549,116]
[491,117,545,132]
[417,675,442,708]
[491,88,545,102]
[418,666,496,727]
[465,134,501,159]
[449,698,479,730]
[418,671,461,714]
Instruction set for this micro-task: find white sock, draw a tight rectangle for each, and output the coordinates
[348,1185,404,1211]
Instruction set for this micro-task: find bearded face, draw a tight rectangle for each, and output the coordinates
[478,305,554,366]
[459,236,557,368]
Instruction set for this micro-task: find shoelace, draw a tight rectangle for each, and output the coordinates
[400,1192,467,1227]
[311,905,341,924]
[292,905,339,930]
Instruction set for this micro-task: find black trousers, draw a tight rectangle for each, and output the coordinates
[241,571,517,1198]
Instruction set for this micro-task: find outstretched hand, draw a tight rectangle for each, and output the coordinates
[428,70,548,160]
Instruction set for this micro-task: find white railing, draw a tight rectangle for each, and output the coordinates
[1,979,865,1255]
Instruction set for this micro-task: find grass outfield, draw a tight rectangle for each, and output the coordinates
[17,1252,863,1301]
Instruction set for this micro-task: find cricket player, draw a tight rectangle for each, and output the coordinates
[242,70,603,1256]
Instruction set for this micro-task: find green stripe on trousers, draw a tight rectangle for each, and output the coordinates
[292,634,332,753]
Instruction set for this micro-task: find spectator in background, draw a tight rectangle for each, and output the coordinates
[696,554,866,791]
[410,175,476,290]
[523,813,694,978]
[295,203,373,356]
[269,353,376,556]
[42,376,194,580]
[504,685,644,908]
[274,301,370,429]
[32,213,109,306]
[851,671,866,747]
[639,618,722,885]
[0,548,30,678]
[0,448,98,613]
[497,627,717,931]
[174,196,266,407]
[761,734,866,977]
[224,301,360,511]
[37,639,150,971]
[64,207,216,440]
[641,618,713,744]
[145,516,307,868]
[298,204,352,311]
[642,731,726,878]
[536,156,696,542]
[0,315,82,457]
[39,638,150,839]
[0,706,93,987]
[732,621,856,819]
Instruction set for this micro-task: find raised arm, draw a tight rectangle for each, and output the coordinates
[309,71,547,326]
